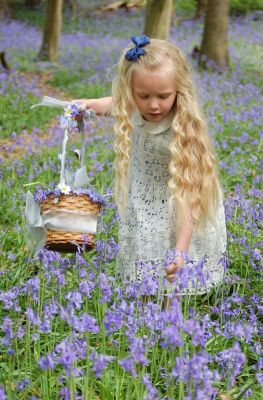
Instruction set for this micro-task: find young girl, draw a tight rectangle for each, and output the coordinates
[75,36,227,294]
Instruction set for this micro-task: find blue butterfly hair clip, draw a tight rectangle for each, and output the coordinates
[125,35,150,62]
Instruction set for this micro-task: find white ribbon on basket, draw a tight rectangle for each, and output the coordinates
[26,96,98,255]
[42,209,98,234]
[25,165,98,255]
[25,192,99,255]
[31,96,70,109]
[25,191,47,256]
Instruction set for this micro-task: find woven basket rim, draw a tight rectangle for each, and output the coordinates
[40,192,102,203]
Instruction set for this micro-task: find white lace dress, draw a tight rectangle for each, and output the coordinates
[116,112,227,294]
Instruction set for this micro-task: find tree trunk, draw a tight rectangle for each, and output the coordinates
[0,0,10,19]
[25,0,42,9]
[195,0,208,18]
[71,0,77,20]
[144,0,173,40]
[200,0,230,68]
[38,0,63,62]
[64,0,77,19]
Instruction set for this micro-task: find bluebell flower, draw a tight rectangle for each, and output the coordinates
[89,350,115,378]
[25,307,40,325]
[215,342,246,388]
[104,309,123,335]
[59,387,70,400]
[118,357,137,377]
[80,313,99,334]
[130,337,148,366]
[66,291,83,310]
[256,372,263,385]
[38,354,55,370]
[0,385,6,400]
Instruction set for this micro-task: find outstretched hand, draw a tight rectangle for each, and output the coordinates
[71,99,91,110]
[71,97,113,116]
[165,255,185,282]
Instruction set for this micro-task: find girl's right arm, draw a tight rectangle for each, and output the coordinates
[72,97,113,116]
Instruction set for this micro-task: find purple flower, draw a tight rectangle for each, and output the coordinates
[89,350,115,378]
[78,279,94,297]
[256,372,263,385]
[161,326,183,347]
[215,342,246,388]
[16,325,25,339]
[7,252,16,260]
[1,317,14,344]
[16,378,30,392]
[25,307,40,325]
[23,276,40,301]
[39,319,51,333]
[130,337,148,366]
[55,338,77,370]
[0,385,6,400]
[66,291,83,310]
[95,238,119,262]
[183,319,204,346]
[118,357,137,377]
[43,300,59,318]
[79,313,99,334]
[244,389,253,398]
[142,373,159,400]
[59,386,70,400]
[164,248,189,270]
[0,287,20,311]
[38,353,55,370]
[172,351,219,398]
[98,272,113,302]
[104,309,123,334]
[136,261,159,296]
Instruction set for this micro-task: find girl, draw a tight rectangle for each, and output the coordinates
[75,36,227,294]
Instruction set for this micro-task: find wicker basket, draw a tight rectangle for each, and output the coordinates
[40,193,101,253]
[28,98,102,254]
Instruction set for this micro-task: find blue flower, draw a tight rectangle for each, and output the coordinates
[0,385,6,400]
[89,350,115,378]
[38,354,55,370]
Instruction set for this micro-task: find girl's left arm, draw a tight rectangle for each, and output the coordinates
[165,214,193,282]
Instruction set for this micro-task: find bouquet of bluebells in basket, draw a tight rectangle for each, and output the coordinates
[25,96,105,254]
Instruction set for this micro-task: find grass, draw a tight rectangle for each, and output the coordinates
[0,92,58,139]
[0,5,262,400]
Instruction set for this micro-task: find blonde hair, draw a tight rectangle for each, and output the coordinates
[112,38,221,230]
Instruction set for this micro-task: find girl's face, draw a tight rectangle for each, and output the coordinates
[131,65,177,123]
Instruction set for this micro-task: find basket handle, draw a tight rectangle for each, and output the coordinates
[59,108,95,186]
[31,96,95,187]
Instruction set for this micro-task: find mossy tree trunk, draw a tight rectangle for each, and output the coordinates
[25,0,42,9]
[64,0,77,19]
[200,0,230,68]
[38,0,63,62]
[0,0,10,19]
[144,0,173,40]
[195,0,208,18]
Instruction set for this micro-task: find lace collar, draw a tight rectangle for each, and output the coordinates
[131,110,174,135]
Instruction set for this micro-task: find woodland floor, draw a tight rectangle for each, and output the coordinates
[1,71,70,159]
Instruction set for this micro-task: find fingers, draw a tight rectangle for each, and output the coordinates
[71,99,88,110]
[165,259,185,283]
[166,274,177,282]
[165,262,177,275]
[165,263,179,283]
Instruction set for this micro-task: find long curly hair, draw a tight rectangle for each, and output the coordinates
[112,38,221,230]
